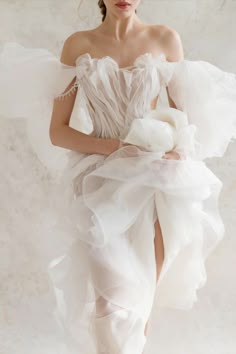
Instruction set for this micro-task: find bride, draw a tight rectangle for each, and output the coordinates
[50,0,184,348]
[1,1,236,353]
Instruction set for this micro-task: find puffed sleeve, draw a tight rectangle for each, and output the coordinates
[0,42,79,177]
[166,59,236,160]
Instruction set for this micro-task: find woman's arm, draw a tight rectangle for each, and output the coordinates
[162,27,184,108]
[49,34,120,156]
[161,28,185,159]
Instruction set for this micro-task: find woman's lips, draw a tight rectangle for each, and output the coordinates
[115,2,131,10]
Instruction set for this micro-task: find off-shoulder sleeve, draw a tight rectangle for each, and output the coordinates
[166,59,236,160]
[0,42,78,117]
[0,42,79,177]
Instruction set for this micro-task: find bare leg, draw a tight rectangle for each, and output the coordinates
[144,217,165,339]
[154,217,165,282]
[91,217,164,353]
[91,244,148,353]
[94,294,147,353]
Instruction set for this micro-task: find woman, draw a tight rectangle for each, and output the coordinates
[49,0,184,349]
[50,1,183,351]
[1,1,236,353]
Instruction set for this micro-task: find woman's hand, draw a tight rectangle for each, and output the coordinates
[117,142,185,160]
[162,150,182,160]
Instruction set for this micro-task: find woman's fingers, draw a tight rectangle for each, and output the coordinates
[162,151,181,160]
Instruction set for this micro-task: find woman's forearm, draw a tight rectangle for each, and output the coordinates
[50,124,120,156]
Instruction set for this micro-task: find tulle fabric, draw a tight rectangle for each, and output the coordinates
[121,107,197,158]
[48,145,224,353]
[167,59,236,159]
[0,42,77,177]
[1,42,236,354]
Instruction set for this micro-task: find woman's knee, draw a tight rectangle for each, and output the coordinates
[95,295,123,318]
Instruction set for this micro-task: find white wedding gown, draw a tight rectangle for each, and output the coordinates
[1,43,236,354]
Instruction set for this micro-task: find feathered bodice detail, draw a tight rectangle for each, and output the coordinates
[64,52,172,139]
[1,42,236,178]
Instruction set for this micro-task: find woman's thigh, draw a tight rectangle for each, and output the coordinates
[144,216,165,337]
[154,216,165,282]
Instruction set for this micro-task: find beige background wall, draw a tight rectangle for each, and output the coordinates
[0,1,236,353]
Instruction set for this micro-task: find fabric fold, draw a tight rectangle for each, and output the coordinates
[1,42,236,354]
[121,107,198,159]
[0,42,78,177]
[166,59,236,159]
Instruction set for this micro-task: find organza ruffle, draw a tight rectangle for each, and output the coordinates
[166,59,236,159]
[45,144,224,353]
[0,42,77,177]
[1,41,236,354]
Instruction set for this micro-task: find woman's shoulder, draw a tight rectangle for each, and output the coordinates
[60,30,92,66]
[150,24,184,62]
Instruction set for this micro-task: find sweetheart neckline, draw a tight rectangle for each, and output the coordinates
[75,51,166,71]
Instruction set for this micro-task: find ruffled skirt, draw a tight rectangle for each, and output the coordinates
[47,145,224,354]
[1,42,233,354]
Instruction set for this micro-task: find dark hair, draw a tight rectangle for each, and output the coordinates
[98,0,106,22]
[98,0,137,22]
